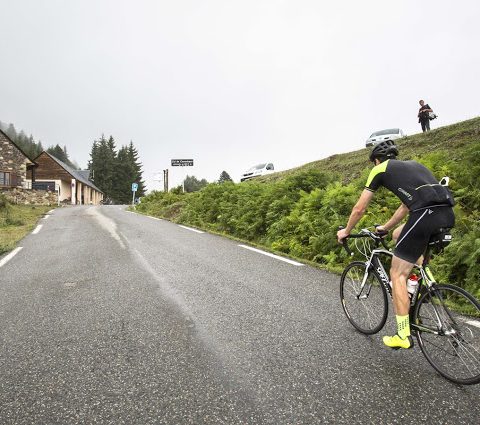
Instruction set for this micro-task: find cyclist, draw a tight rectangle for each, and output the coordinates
[336,140,455,349]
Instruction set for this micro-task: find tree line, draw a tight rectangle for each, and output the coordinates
[0,120,78,168]
[171,171,232,193]
[88,135,146,204]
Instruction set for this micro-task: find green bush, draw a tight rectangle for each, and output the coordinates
[0,193,9,210]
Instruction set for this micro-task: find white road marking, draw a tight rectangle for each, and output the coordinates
[125,210,162,221]
[238,245,304,266]
[179,225,204,234]
[147,215,163,221]
[43,215,49,220]
[48,209,55,214]
[466,320,480,329]
[0,247,23,268]
[32,224,43,234]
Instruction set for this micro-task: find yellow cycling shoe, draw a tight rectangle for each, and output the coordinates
[383,334,414,350]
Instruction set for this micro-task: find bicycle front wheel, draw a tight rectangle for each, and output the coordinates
[413,284,480,385]
[340,261,388,334]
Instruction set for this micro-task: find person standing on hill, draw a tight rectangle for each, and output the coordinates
[418,99,433,132]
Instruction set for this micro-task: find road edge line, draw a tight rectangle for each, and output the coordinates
[32,224,43,235]
[0,247,23,268]
[238,244,304,266]
[179,225,204,234]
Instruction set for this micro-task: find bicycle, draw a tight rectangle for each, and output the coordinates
[338,226,480,385]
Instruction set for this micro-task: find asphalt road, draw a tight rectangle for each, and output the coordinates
[0,206,478,424]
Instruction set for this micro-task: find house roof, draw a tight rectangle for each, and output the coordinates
[77,170,91,181]
[0,128,37,165]
[39,152,103,193]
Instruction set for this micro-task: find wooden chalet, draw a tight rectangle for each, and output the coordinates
[27,152,103,205]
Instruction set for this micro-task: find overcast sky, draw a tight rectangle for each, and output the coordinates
[1,0,479,190]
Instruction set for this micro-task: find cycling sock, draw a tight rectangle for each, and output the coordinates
[396,314,410,339]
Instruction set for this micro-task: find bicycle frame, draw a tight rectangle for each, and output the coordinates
[356,247,449,336]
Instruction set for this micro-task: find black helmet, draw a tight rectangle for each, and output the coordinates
[369,140,399,162]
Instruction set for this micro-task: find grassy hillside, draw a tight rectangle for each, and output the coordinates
[263,117,480,184]
[136,117,480,299]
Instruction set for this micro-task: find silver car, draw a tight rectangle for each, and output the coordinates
[365,128,405,147]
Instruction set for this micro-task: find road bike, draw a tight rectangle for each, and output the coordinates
[338,226,480,385]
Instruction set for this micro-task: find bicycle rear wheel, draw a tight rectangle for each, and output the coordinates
[340,261,388,334]
[413,284,480,385]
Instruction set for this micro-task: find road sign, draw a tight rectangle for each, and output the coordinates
[132,182,138,192]
[171,159,194,166]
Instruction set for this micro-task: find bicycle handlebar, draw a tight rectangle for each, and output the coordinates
[338,225,390,255]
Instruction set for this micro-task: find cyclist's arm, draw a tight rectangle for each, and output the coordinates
[344,189,374,233]
[381,203,409,231]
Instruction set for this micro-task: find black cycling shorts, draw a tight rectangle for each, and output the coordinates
[394,206,455,264]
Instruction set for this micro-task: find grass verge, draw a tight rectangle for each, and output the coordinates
[0,204,52,255]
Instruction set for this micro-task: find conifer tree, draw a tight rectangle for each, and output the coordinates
[88,135,117,200]
[218,171,233,183]
[127,141,146,197]
[88,136,145,203]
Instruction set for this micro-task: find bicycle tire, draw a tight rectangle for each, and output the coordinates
[340,261,388,335]
[413,283,480,385]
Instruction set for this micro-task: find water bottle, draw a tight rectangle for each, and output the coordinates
[407,274,419,295]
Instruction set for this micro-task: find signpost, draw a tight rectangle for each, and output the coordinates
[131,182,138,205]
[171,159,194,167]
[170,159,194,192]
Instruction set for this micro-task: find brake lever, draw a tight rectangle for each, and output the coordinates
[338,225,354,256]
[342,239,354,256]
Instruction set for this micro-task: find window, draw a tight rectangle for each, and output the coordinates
[370,129,400,137]
[0,171,11,186]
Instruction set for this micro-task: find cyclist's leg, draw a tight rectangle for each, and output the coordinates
[390,256,413,317]
[392,224,424,265]
[383,255,415,348]
[384,211,431,349]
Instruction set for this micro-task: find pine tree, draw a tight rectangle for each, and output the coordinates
[6,123,16,140]
[87,135,147,204]
[47,144,73,165]
[127,141,146,197]
[112,145,133,203]
[88,135,117,201]
[218,171,233,183]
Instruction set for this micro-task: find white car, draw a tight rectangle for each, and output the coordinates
[240,163,275,182]
[365,128,405,147]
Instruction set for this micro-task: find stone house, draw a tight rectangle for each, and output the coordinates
[0,128,37,189]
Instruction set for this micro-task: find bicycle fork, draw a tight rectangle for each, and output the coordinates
[356,256,390,300]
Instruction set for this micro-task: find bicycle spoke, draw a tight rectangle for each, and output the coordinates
[452,341,477,377]
[414,284,480,384]
[451,334,480,372]
[340,262,388,335]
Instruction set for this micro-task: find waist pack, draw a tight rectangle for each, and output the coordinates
[412,183,455,210]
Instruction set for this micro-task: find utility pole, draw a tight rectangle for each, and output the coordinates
[163,169,169,192]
